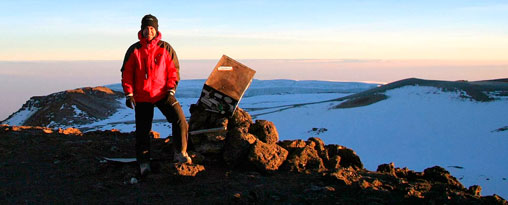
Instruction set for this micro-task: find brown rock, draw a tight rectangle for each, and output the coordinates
[468,185,482,197]
[228,108,252,131]
[223,128,257,167]
[328,167,360,186]
[307,137,328,161]
[377,162,396,176]
[394,167,420,180]
[163,163,205,177]
[249,120,279,144]
[283,143,327,173]
[481,194,507,204]
[423,166,465,190]
[58,127,82,135]
[150,130,160,139]
[248,140,288,171]
[195,142,224,154]
[326,144,363,170]
[328,155,341,170]
[279,139,306,151]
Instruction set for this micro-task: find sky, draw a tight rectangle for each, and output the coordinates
[1,0,508,61]
[1,0,508,120]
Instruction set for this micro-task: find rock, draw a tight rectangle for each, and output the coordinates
[223,128,257,167]
[248,140,288,172]
[377,162,396,176]
[394,167,420,181]
[188,104,226,131]
[468,185,482,197]
[359,179,384,190]
[328,167,360,186]
[206,133,226,142]
[195,142,224,154]
[328,155,341,170]
[149,130,160,139]
[307,137,328,162]
[58,127,82,135]
[423,166,465,190]
[228,108,252,132]
[163,163,205,177]
[326,144,363,170]
[249,120,279,144]
[283,142,327,173]
[481,194,507,204]
[279,139,307,151]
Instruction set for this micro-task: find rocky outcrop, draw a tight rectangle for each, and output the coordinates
[2,86,124,127]
[247,140,288,171]
[1,124,506,204]
[249,120,279,144]
[189,105,364,174]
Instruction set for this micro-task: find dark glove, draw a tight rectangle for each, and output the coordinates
[126,96,136,109]
[167,91,178,106]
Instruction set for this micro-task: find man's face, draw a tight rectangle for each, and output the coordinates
[142,26,157,41]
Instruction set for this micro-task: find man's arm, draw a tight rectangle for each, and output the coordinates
[121,43,138,96]
[165,43,180,91]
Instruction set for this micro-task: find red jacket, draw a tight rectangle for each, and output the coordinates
[121,31,180,103]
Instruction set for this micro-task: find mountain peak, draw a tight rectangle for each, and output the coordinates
[2,86,124,127]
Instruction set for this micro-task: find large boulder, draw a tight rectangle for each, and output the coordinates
[248,140,288,172]
[249,120,279,144]
[423,166,465,190]
[228,108,252,132]
[282,140,327,173]
[307,137,328,161]
[223,128,257,167]
[325,144,363,170]
[377,162,396,176]
[188,104,230,155]
[328,167,361,186]
[279,139,307,151]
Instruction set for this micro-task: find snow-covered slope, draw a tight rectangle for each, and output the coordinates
[243,81,508,199]
[3,78,507,198]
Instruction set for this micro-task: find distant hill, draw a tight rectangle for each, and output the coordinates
[333,78,508,109]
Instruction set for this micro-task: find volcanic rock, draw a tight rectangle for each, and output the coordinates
[161,163,205,177]
[468,185,482,197]
[249,120,279,144]
[0,124,507,204]
[223,128,257,167]
[282,138,327,173]
[247,140,288,172]
[325,144,363,170]
[423,166,465,190]
[377,162,396,176]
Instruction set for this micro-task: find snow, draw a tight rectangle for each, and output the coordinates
[3,107,39,125]
[250,85,508,198]
[9,79,508,198]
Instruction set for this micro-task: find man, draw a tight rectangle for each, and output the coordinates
[121,14,192,176]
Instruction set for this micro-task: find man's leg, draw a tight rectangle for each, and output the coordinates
[156,95,189,158]
[135,102,154,164]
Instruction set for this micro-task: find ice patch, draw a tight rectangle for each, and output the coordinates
[3,107,39,125]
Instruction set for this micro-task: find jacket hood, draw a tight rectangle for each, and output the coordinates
[138,30,162,46]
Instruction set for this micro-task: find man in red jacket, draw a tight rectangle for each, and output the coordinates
[121,14,191,175]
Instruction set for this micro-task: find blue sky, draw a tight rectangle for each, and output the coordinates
[1,0,508,60]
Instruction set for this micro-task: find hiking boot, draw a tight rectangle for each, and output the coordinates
[139,162,151,176]
[174,152,192,164]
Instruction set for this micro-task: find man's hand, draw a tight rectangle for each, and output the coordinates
[126,96,136,109]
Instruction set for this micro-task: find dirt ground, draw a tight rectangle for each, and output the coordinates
[1,126,506,204]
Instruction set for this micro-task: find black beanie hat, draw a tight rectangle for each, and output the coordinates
[141,14,159,31]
